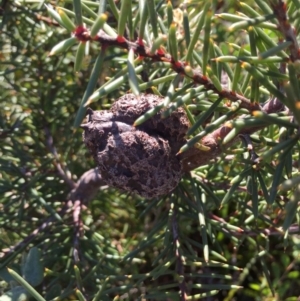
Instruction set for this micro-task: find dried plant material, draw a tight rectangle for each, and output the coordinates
[82,93,189,198]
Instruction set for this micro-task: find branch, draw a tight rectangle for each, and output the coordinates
[13,2,60,26]
[67,168,105,203]
[44,127,75,189]
[1,168,104,258]
[68,169,104,264]
[271,0,300,62]
[74,28,261,113]
[181,96,287,172]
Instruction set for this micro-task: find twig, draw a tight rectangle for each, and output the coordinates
[74,28,261,113]
[68,168,104,264]
[181,96,288,172]
[12,2,60,26]
[44,127,75,189]
[1,168,104,259]
[271,0,300,61]
[35,13,60,27]
[67,168,104,203]
[1,206,66,259]
[209,213,300,237]
[238,224,300,237]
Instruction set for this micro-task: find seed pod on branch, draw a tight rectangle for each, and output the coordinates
[81,93,189,198]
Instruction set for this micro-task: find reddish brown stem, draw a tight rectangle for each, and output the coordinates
[272,0,300,61]
[0,169,104,257]
[74,29,261,112]
[181,97,286,172]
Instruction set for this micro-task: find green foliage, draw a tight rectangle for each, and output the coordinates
[0,247,44,301]
[1,0,300,300]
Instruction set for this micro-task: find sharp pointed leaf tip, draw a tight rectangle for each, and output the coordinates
[86,107,94,115]
[80,123,90,129]
[86,107,94,121]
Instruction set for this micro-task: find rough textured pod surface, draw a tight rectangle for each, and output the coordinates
[110,93,189,144]
[82,93,189,198]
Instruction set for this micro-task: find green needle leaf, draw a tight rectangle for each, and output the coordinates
[180,105,236,154]
[183,7,190,47]
[134,103,164,127]
[107,0,119,21]
[221,167,252,207]
[128,49,140,96]
[147,0,158,38]
[187,97,223,136]
[283,184,300,231]
[259,41,292,59]
[138,0,148,40]
[186,1,210,65]
[45,4,68,30]
[87,65,144,105]
[74,41,86,72]
[57,7,76,32]
[48,37,77,56]
[229,14,276,31]
[73,0,83,26]
[7,268,46,301]
[76,289,87,301]
[168,23,178,62]
[90,13,108,38]
[118,0,131,38]
[74,49,106,127]
[150,35,167,55]
[202,9,212,75]
[167,1,173,28]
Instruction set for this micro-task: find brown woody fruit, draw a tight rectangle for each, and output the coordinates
[81,93,189,198]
